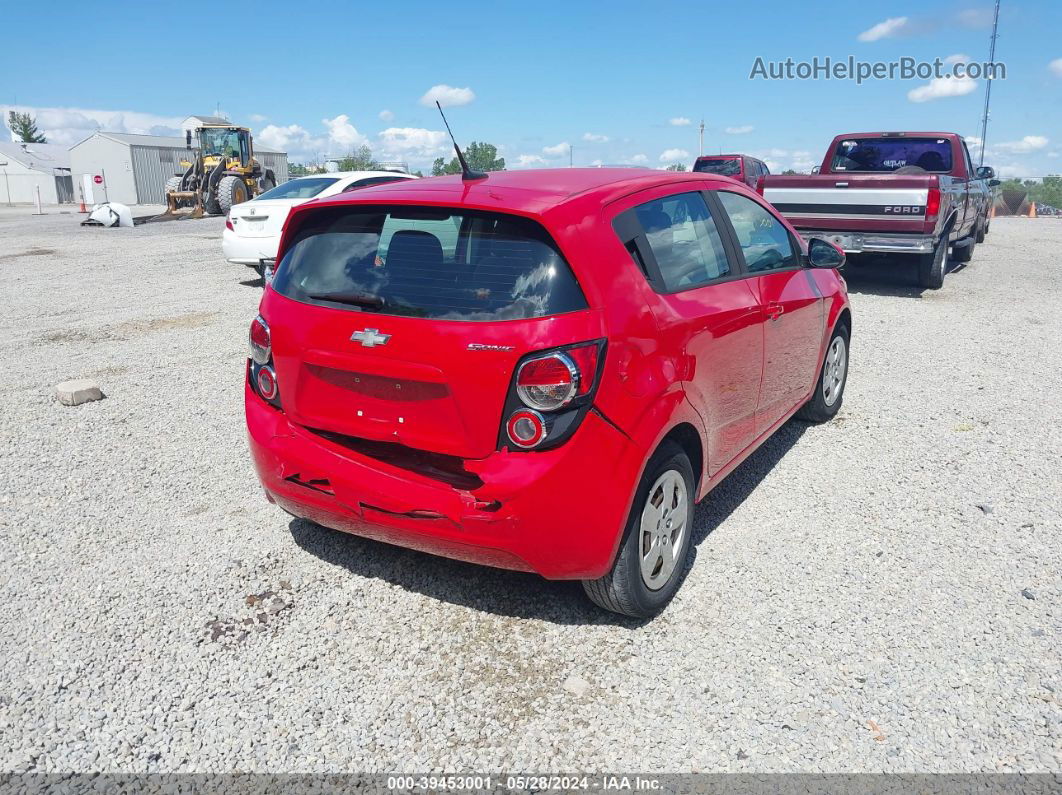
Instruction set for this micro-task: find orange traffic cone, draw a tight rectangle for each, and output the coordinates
[1029,202,1037,218]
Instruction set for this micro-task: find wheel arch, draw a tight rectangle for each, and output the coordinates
[659,422,704,498]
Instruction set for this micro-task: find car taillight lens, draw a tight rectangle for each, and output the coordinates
[249,315,270,365]
[501,340,605,452]
[506,409,546,449]
[225,216,234,231]
[926,188,941,221]
[756,176,766,195]
[256,366,278,400]
[516,353,578,411]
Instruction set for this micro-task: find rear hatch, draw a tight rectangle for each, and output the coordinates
[262,202,601,460]
[762,174,937,234]
[231,199,299,239]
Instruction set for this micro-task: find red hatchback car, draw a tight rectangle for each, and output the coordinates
[246,169,851,617]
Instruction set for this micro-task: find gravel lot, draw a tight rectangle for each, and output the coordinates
[0,208,1058,774]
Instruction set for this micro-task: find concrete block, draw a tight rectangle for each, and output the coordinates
[55,379,103,406]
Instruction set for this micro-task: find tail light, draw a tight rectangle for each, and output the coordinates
[225,216,234,231]
[756,175,766,195]
[502,340,605,451]
[925,187,941,222]
[256,367,278,400]
[506,410,546,449]
[248,315,281,408]
[249,315,271,364]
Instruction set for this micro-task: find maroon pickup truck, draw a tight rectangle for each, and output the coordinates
[760,132,999,288]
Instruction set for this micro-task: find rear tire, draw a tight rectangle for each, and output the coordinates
[216,175,249,216]
[582,441,694,618]
[975,220,986,243]
[953,238,975,263]
[796,323,849,423]
[917,237,947,289]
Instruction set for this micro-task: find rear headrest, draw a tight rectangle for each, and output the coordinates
[386,230,443,267]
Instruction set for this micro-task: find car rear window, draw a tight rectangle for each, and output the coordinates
[693,158,741,176]
[271,206,588,321]
[830,137,953,173]
[257,177,340,200]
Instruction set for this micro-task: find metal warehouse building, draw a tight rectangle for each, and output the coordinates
[69,131,288,205]
[0,141,74,205]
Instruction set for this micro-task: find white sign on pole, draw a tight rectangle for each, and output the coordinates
[82,174,95,204]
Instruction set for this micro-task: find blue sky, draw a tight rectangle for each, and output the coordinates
[1,0,1059,176]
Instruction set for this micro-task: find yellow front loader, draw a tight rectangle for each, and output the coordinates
[159,125,277,219]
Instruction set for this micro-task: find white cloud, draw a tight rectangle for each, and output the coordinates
[248,113,267,123]
[590,159,604,167]
[378,109,394,122]
[668,117,692,127]
[419,85,475,108]
[629,154,648,164]
[659,148,690,163]
[257,124,324,159]
[0,104,184,146]
[376,127,450,158]
[857,16,910,42]
[514,154,547,168]
[725,125,754,135]
[322,114,368,150]
[907,56,978,102]
[542,141,570,157]
[995,135,1049,154]
[582,132,609,142]
[1050,59,1062,78]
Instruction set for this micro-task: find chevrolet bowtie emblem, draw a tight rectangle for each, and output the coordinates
[351,328,390,347]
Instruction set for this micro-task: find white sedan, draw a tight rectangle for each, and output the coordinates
[222,170,417,270]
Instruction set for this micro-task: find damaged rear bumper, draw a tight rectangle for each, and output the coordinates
[245,381,639,580]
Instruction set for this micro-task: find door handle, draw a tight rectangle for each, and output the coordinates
[764,302,785,320]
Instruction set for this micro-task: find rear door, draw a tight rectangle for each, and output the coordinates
[714,190,824,432]
[613,188,763,475]
[263,204,598,460]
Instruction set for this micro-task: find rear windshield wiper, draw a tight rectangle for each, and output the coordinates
[306,291,385,310]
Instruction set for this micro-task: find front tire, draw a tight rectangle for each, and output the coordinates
[975,219,986,243]
[216,175,249,216]
[795,323,849,423]
[917,237,947,289]
[583,441,695,618]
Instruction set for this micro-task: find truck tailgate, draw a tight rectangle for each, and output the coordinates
[763,175,936,234]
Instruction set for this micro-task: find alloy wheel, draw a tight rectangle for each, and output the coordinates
[639,470,688,590]
[822,336,847,407]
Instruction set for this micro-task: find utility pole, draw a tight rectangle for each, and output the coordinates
[978,0,1001,166]
[569,144,573,168]
[699,120,704,156]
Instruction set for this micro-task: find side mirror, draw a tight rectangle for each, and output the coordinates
[807,237,845,269]
[989,179,1001,187]
[976,166,996,180]
[811,166,821,175]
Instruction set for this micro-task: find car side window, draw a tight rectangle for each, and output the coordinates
[631,192,731,291]
[341,176,406,193]
[717,191,797,273]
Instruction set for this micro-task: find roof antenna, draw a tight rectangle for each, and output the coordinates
[435,101,486,181]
